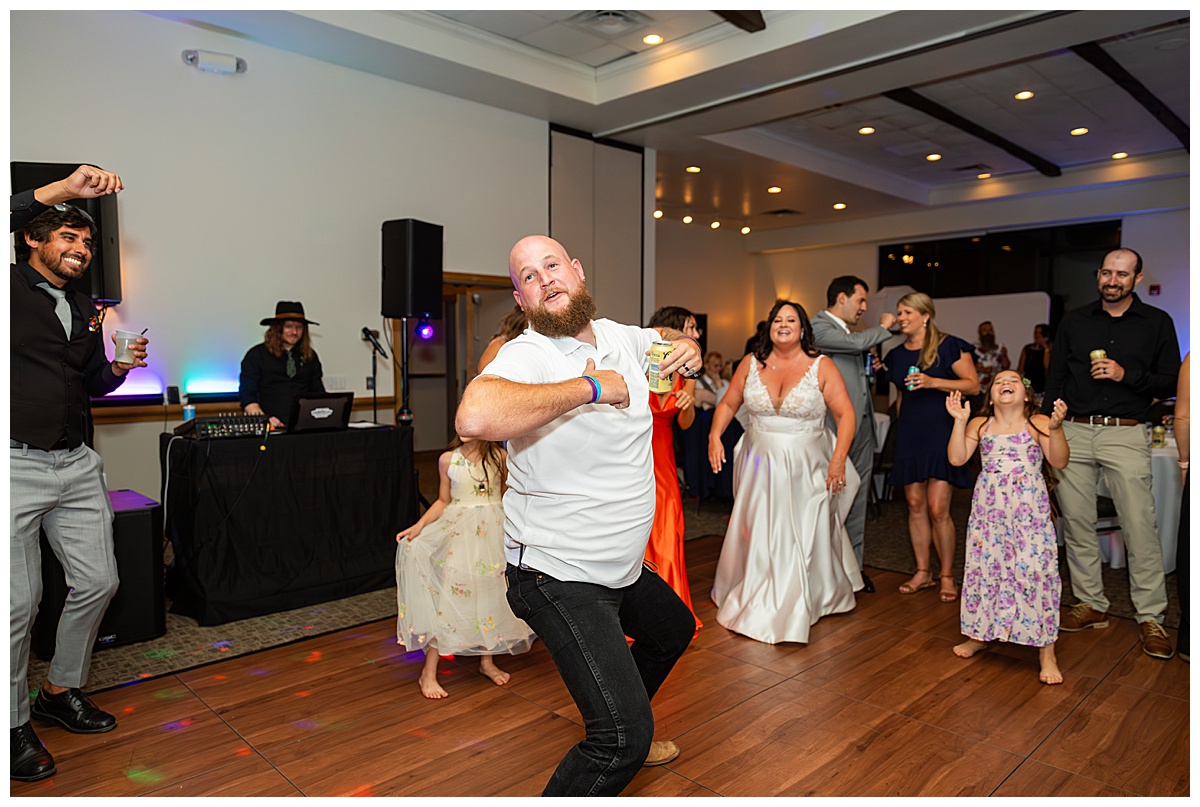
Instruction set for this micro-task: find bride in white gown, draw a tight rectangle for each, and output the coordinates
[708,300,863,644]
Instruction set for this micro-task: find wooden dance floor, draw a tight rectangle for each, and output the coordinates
[12,535,1189,797]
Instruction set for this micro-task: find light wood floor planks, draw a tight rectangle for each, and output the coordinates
[12,535,1189,797]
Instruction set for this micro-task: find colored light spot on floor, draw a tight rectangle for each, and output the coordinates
[153,688,187,700]
[139,673,153,679]
[405,728,432,739]
[306,651,322,664]
[295,691,311,698]
[144,648,177,659]
[123,707,136,714]
[304,625,314,630]
[212,640,233,648]
[161,718,194,731]
[213,675,226,680]
[235,747,253,757]
[293,720,319,729]
[342,784,373,797]
[250,669,272,676]
[124,766,166,784]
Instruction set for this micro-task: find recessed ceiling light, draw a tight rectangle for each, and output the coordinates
[858,126,875,135]
[833,203,847,210]
[970,237,981,242]
[653,209,663,219]
[1112,152,1129,160]
[1014,90,1034,100]
[1001,245,1012,252]
[926,153,942,162]
[710,221,720,229]
[1070,127,1089,136]
[977,172,992,179]
[741,226,751,235]
[642,34,663,45]
[682,215,693,224]
[767,186,782,194]
[685,165,701,173]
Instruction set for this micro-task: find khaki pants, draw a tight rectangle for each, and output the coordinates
[1054,422,1166,623]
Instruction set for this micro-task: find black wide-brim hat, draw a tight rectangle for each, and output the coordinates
[261,301,319,326]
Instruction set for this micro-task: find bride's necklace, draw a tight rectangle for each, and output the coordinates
[767,354,802,371]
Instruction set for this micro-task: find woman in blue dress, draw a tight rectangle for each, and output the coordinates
[883,292,980,602]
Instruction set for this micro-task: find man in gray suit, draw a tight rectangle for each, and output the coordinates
[811,276,896,593]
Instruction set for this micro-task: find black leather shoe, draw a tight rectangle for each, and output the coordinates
[860,571,875,593]
[11,722,56,782]
[31,688,116,734]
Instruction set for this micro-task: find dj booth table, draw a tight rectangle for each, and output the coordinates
[160,425,419,626]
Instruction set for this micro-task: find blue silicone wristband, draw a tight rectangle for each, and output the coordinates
[582,374,601,404]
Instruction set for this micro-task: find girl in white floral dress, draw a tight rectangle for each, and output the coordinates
[945,371,1069,685]
[396,436,535,699]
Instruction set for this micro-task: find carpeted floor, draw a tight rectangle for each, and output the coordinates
[32,456,1180,695]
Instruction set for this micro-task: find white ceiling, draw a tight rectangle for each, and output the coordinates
[145,9,1190,233]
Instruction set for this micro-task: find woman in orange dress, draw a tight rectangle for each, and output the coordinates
[645,306,701,631]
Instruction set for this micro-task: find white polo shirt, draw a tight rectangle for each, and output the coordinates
[481,318,660,588]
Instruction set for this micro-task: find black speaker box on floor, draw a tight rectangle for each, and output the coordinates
[381,218,443,319]
[33,490,165,661]
[10,161,123,305]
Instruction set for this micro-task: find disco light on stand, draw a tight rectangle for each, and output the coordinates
[415,319,435,341]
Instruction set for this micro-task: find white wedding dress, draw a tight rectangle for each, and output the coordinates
[711,356,863,644]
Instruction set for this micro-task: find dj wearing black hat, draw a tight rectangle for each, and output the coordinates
[239,301,326,428]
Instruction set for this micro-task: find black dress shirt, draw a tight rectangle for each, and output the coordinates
[1042,293,1180,422]
[238,342,325,422]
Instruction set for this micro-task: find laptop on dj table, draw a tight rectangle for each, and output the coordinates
[285,392,354,433]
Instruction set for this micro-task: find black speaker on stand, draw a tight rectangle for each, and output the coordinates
[382,219,444,425]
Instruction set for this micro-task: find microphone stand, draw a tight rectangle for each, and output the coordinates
[371,348,379,423]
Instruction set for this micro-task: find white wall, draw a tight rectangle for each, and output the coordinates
[1120,208,1191,351]
[12,10,549,494]
[653,217,757,359]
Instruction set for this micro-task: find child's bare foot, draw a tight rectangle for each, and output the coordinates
[479,657,510,686]
[953,639,989,658]
[419,672,449,699]
[1038,645,1063,685]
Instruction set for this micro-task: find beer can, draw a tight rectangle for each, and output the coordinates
[1152,425,1166,448]
[1090,349,1107,362]
[648,341,675,393]
[865,351,875,379]
[182,404,196,421]
[905,365,921,391]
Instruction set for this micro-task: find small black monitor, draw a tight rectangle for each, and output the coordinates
[286,392,354,433]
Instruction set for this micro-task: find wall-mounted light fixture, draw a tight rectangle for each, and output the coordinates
[182,50,247,74]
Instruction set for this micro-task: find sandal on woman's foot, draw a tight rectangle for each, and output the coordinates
[899,569,934,595]
[939,575,958,603]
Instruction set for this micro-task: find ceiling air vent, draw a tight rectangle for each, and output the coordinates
[567,10,652,37]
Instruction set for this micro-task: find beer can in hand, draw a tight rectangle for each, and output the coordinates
[1152,425,1167,448]
[1090,349,1107,363]
[648,341,675,393]
[906,365,921,391]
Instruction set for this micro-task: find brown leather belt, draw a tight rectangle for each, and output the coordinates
[1067,416,1140,427]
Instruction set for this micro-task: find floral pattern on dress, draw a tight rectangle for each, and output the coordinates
[960,429,1061,646]
[394,449,536,656]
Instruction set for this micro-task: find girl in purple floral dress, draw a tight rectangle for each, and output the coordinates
[945,371,1069,684]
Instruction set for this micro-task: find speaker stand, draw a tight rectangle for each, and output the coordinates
[397,317,413,426]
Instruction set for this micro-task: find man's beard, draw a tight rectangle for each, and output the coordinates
[1101,284,1132,303]
[38,245,88,284]
[526,286,597,338]
[979,334,995,348]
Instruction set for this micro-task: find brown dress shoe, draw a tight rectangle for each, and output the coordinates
[1060,603,1109,632]
[1140,621,1175,660]
[643,740,680,767]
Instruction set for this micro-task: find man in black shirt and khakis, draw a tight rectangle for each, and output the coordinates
[1043,247,1180,659]
[10,166,149,781]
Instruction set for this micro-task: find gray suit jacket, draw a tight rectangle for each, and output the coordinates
[810,310,894,453]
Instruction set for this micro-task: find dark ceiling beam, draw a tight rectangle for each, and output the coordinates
[714,11,766,33]
[1070,41,1189,152]
[882,87,1062,177]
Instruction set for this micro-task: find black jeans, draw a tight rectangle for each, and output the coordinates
[505,563,694,796]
